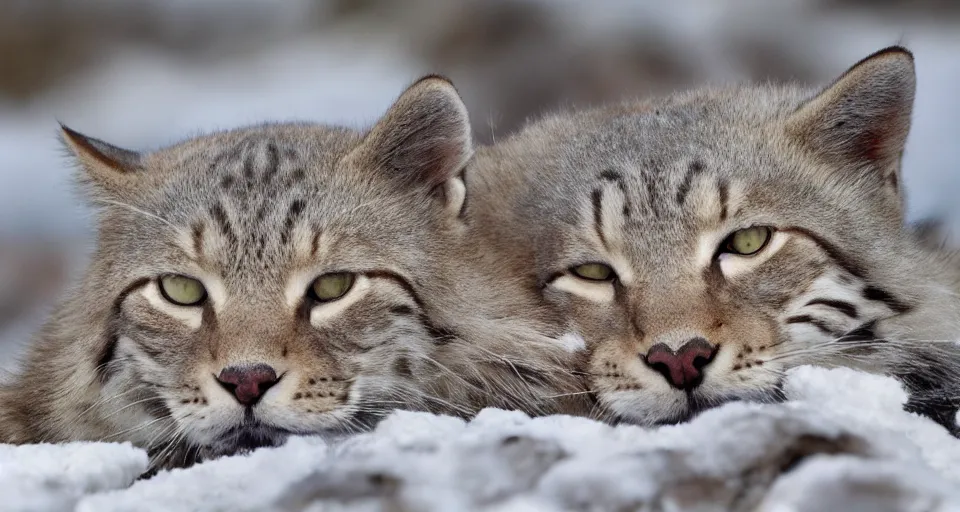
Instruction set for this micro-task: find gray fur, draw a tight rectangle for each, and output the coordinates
[466,47,960,434]
[0,77,587,471]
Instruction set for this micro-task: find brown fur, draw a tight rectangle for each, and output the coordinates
[465,47,960,434]
[0,77,588,471]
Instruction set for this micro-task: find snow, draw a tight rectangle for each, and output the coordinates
[0,442,145,512]
[2,366,959,511]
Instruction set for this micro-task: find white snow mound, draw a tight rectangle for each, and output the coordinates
[1,366,958,511]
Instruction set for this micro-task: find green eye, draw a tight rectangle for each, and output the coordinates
[725,226,773,256]
[570,263,615,282]
[309,273,356,302]
[158,275,207,306]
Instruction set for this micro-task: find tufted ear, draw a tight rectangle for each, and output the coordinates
[350,75,473,215]
[60,124,144,201]
[786,46,915,198]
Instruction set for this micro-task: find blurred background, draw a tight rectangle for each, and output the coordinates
[1,0,958,361]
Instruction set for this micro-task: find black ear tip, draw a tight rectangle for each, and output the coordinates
[58,122,91,146]
[406,75,464,102]
[411,74,456,89]
[856,46,915,68]
[878,45,914,62]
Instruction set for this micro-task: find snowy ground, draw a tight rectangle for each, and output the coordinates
[3,366,959,512]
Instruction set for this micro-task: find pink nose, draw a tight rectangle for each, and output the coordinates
[644,338,716,390]
[216,364,279,406]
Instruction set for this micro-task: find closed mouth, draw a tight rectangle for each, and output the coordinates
[209,423,291,456]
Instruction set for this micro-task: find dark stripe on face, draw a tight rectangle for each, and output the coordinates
[599,169,630,217]
[191,222,205,259]
[310,229,322,258]
[645,175,659,219]
[366,270,457,345]
[389,305,414,316]
[242,149,256,185]
[717,178,729,222]
[393,356,413,377]
[99,277,152,383]
[805,299,858,318]
[210,202,238,248]
[676,160,704,205]
[785,314,835,336]
[262,143,280,184]
[280,199,306,246]
[836,321,879,343]
[862,286,912,314]
[599,169,623,182]
[780,227,867,279]
[591,188,607,250]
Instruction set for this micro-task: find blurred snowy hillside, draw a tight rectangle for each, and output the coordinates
[1,0,958,351]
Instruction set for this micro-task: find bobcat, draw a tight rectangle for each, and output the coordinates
[0,77,585,471]
[465,47,960,435]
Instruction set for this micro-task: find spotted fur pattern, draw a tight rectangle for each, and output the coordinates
[466,47,960,435]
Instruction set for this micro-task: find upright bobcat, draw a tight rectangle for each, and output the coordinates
[466,47,960,435]
[0,77,585,471]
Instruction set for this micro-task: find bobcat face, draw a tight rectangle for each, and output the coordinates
[471,47,932,426]
[63,77,472,462]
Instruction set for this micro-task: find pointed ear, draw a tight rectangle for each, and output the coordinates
[349,75,473,214]
[60,124,143,201]
[786,46,915,194]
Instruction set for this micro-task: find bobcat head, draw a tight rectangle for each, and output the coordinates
[41,77,475,465]
[468,47,960,432]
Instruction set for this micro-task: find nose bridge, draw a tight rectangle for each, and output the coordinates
[637,282,716,348]
[214,302,288,365]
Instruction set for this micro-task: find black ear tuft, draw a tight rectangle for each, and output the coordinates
[353,75,473,190]
[786,46,915,187]
[60,124,143,199]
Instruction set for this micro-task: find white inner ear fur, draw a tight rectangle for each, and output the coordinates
[142,282,203,330]
[551,275,614,303]
[309,276,371,327]
[717,230,791,277]
[444,176,467,217]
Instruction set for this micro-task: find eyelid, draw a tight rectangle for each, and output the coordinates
[715,225,776,258]
[157,273,208,306]
[569,261,617,281]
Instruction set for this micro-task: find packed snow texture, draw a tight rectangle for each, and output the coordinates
[2,366,959,512]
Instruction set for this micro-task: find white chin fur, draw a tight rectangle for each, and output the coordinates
[551,275,614,303]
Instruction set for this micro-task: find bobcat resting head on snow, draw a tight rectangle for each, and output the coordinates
[0,76,586,471]
[466,47,960,435]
